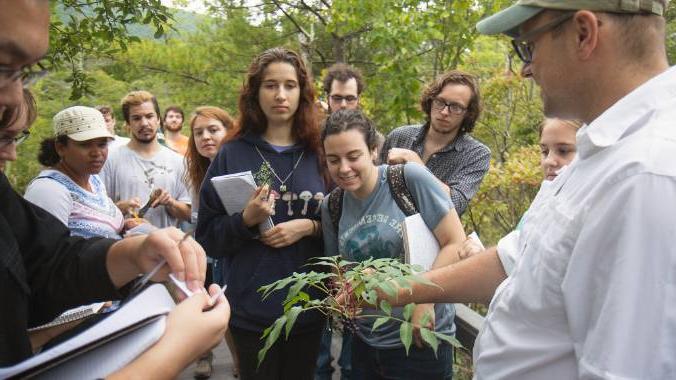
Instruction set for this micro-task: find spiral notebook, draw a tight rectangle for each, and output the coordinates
[28,303,107,332]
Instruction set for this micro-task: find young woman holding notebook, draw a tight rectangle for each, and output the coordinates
[196,47,326,379]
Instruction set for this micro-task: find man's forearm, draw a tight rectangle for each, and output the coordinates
[397,247,507,305]
[167,201,191,221]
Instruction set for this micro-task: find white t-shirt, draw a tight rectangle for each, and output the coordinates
[101,144,191,228]
[108,135,130,153]
[474,67,676,379]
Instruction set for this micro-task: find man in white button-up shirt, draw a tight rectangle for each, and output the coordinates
[381,0,675,379]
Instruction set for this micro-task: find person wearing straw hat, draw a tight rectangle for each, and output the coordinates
[372,1,675,379]
[24,106,142,239]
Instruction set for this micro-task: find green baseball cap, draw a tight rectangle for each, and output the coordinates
[477,0,665,37]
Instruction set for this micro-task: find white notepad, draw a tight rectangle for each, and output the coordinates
[210,171,274,233]
[0,284,175,379]
[403,215,487,273]
[402,213,439,272]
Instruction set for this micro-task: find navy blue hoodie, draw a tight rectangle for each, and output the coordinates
[196,133,326,334]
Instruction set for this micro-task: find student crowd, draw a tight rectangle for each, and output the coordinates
[1,0,675,379]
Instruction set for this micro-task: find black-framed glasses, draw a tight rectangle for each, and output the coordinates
[431,98,467,115]
[511,12,575,64]
[330,95,358,104]
[0,130,30,148]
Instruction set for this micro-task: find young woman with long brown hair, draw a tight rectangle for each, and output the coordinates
[196,47,326,380]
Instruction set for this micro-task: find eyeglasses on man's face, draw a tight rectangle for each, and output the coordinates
[0,130,30,148]
[431,98,467,115]
[511,12,575,64]
[0,63,46,89]
[329,95,359,104]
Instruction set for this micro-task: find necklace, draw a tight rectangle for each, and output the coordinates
[254,146,305,193]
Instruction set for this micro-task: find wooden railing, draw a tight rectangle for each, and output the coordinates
[454,303,484,351]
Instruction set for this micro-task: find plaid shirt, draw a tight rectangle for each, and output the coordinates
[380,124,490,215]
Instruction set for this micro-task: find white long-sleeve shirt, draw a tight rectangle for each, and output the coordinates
[474,66,676,380]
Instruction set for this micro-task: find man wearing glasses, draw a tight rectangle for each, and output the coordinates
[472,0,675,378]
[323,63,364,113]
[380,70,490,216]
[380,1,675,379]
[0,89,34,171]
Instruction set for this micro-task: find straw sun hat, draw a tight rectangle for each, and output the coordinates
[53,106,114,141]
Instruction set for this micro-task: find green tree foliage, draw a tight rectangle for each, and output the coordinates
[464,146,542,246]
[105,7,295,114]
[208,0,511,128]
[667,4,676,64]
[48,0,175,99]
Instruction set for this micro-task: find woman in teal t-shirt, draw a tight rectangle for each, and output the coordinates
[320,109,466,380]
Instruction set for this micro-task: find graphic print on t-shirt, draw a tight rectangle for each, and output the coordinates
[339,213,402,262]
[141,161,174,189]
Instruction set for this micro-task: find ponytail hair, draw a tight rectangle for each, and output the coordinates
[38,135,69,167]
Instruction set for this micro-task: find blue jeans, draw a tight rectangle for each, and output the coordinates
[351,334,452,380]
[315,325,352,380]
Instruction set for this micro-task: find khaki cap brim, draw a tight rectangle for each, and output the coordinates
[476,5,544,38]
[67,129,115,142]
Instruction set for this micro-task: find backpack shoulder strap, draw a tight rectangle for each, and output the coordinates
[327,186,345,233]
[386,164,418,216]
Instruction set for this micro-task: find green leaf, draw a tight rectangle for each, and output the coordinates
[285,306,303,338]
[379,300,392,316]
[399,321,413,355]
[434,331,463,349]
[284,279,307,304]
[377,281,396,298]
[258,315,287,367]
[283,292,310,312]
[153,26,164,39]
[419,309,431,327]
[402,303,415,321]
[363,289,377,306]
[394,276,410,288]
[420,327,439,357]
[371,317,389,332]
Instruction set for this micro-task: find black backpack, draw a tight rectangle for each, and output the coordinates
[327,164,419,234]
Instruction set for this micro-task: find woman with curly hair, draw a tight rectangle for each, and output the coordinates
[196,47,326,380]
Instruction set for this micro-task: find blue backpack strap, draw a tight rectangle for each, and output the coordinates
[386,164,418,216]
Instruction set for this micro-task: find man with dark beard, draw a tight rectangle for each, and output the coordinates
[380,70,490,216]
[101,90,191,228]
